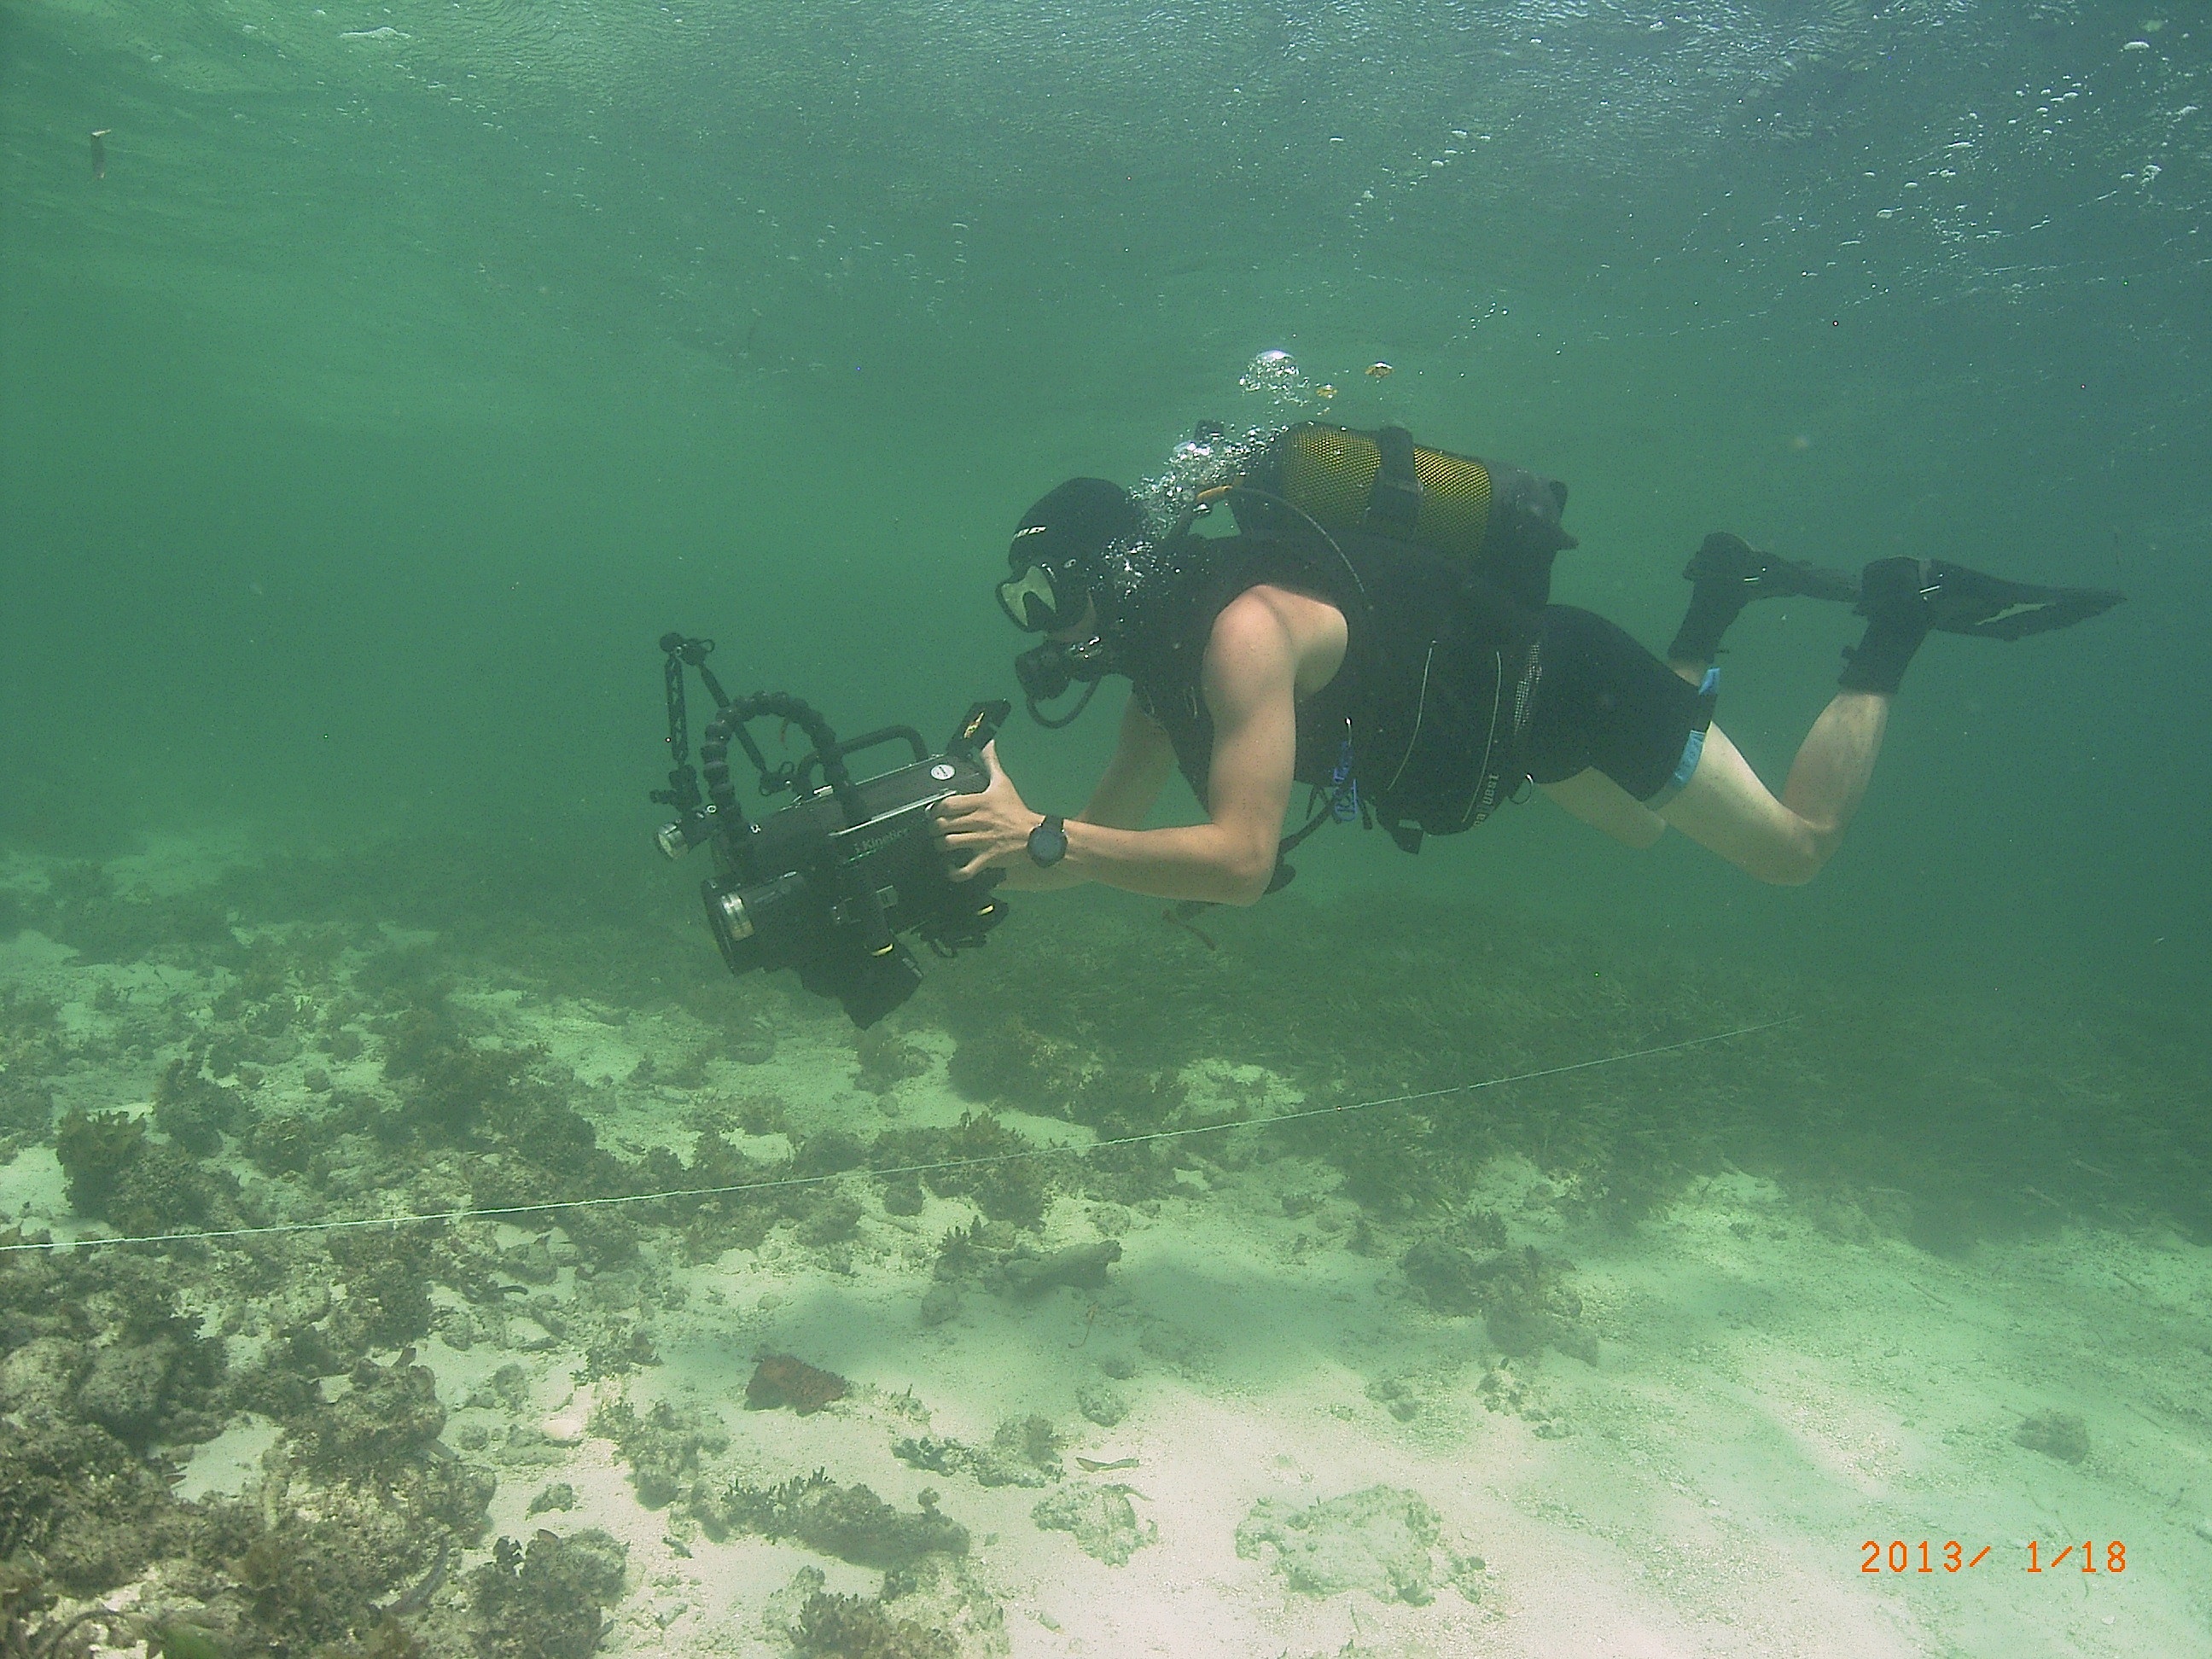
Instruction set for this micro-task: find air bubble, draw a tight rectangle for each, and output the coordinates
[1239,350,1312,410]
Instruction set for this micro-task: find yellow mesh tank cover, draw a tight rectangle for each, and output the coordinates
[1275,425,1492,562]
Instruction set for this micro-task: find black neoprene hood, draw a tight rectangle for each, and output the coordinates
[1009,478,1146,577]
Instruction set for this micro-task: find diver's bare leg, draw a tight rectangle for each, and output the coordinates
[1653,547,1924,882]
[1656,695,1889,884]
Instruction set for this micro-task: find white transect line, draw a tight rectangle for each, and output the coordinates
[1,1018,1797,1254]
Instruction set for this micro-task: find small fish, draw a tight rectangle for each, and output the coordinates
[1314,383,1337,400]
[1365,361,1394,379]
[371,1537,451,1620]
[1075,1455,1140,1473]
[90,129,111,180]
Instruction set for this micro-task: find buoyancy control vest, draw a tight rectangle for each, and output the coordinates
[1121,425,1575,859]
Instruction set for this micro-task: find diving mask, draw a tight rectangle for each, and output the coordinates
[998,476,1146,726]
[997,475,1145,633]
[996,554,1088,634]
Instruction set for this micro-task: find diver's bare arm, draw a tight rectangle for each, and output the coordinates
[1079,695,1177,830]
[935,607,1295,903]
[1044,599,1296,905]
[978,700,1174,894]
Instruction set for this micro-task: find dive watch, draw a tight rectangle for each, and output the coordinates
[1026,814,1068,868]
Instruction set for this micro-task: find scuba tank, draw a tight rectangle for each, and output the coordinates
[1231,422,1577,611]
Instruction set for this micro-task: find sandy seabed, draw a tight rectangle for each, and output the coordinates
[4,900,2210,1659]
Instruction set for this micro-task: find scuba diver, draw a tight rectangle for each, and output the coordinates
[931,423,2121,904]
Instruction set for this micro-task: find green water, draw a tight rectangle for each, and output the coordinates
[6,2,2204,998]
[3,3,2209,1651]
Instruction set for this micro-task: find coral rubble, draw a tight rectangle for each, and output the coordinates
[1031,1483,1155,1565]
[1235,1485,1478,1605]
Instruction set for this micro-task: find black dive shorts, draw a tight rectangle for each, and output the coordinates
[1519,607,1717,805]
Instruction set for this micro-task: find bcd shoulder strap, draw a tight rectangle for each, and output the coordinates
[1362,424,1422,535]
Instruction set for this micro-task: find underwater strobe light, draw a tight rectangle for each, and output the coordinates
[649,633,1012,1027]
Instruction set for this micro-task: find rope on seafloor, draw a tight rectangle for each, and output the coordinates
[0,1016,1797,1255]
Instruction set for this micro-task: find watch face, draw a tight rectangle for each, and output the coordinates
[1027,818,1068,865]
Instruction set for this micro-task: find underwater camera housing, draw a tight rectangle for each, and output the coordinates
[650,634,1010,1027]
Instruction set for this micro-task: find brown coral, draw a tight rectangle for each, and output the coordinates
[746,1354,849,1414]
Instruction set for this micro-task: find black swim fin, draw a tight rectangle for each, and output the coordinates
[1684,532,1859,604]
[1860,557,2126,642]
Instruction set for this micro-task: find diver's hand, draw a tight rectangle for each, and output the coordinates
[932,742,1048,882]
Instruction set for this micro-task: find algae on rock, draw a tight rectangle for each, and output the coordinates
[591,1395,730,1509]
[894,1414,1062,1489]
[712,1470,969,1568]
[765,1554,1006,1659]
[469,1528,628,1659]
[1401,1237,1597,1363]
